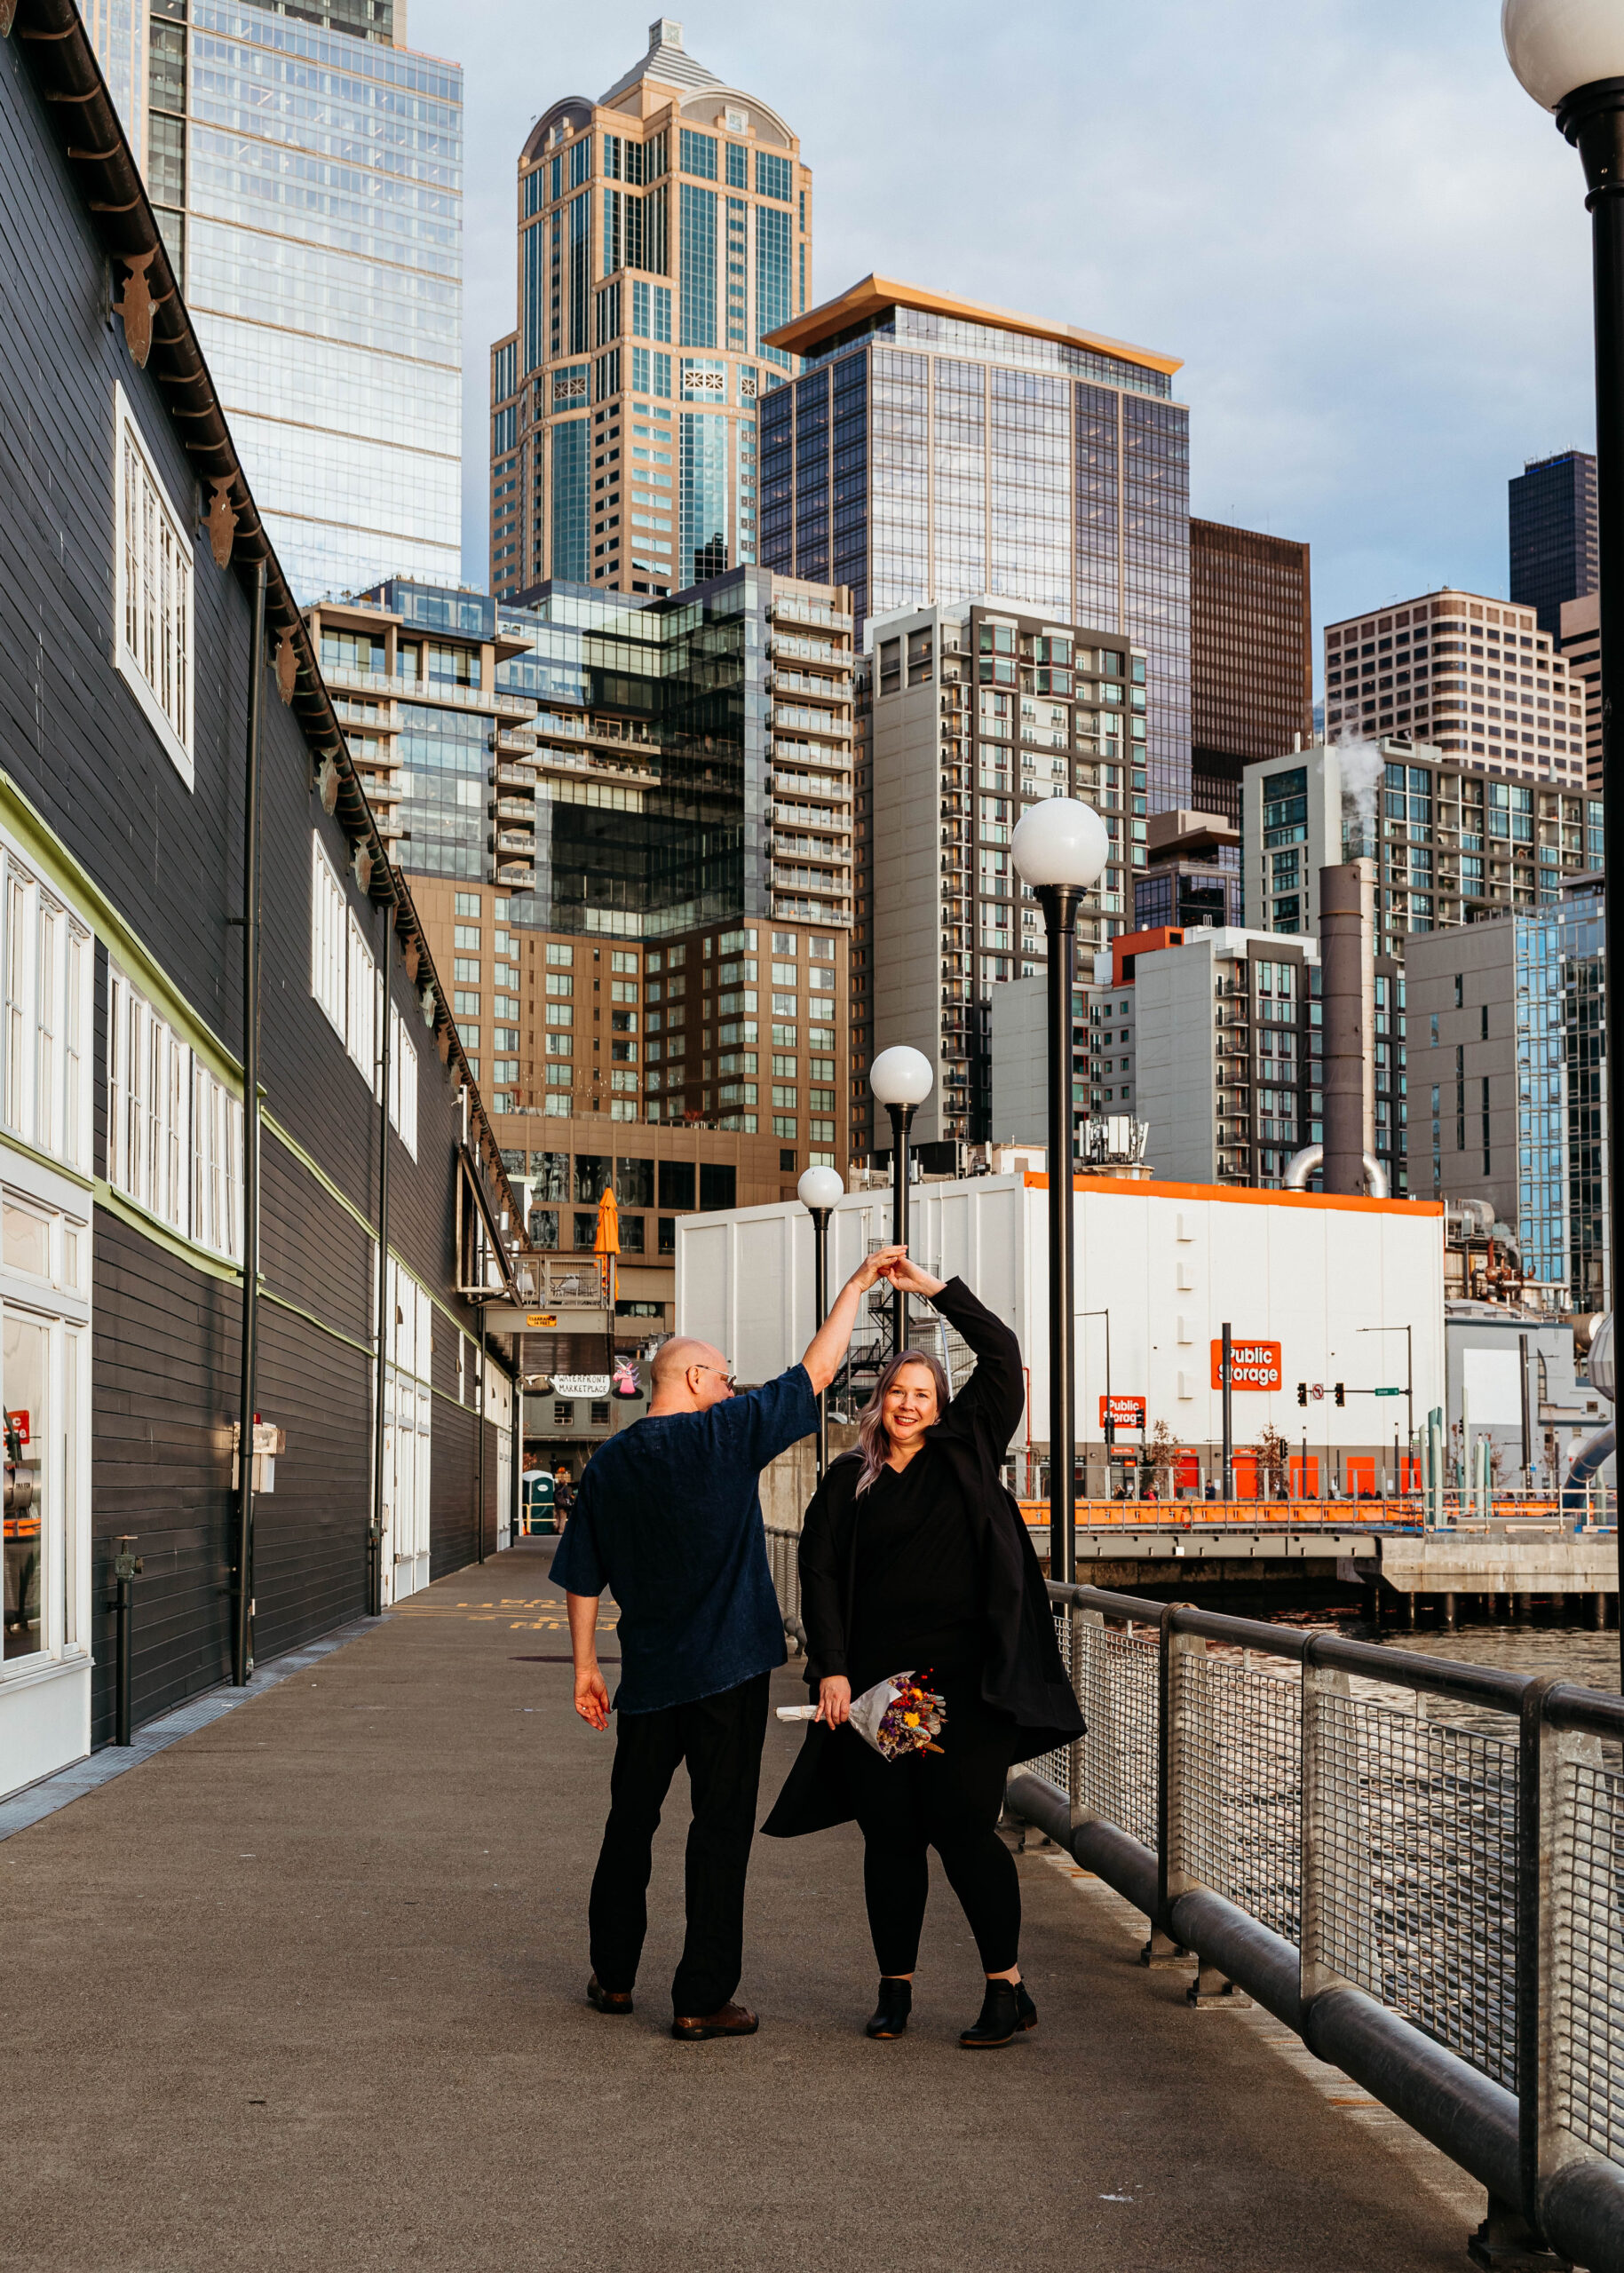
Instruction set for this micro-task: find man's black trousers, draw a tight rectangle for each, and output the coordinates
[588,1672,770,2016]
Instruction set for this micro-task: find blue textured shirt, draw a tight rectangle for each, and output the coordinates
[551,1365,816,1714]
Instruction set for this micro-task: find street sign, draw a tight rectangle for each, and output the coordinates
[1374,1386,1402,1397]
[1098,1393,1146,1433]
[1210,1339,1282,1391]
[524,1312,558,1329]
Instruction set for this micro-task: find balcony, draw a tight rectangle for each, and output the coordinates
[497,764,537,788]
[496,862,536,889]
[770,595,853,633]
[770,667,853,702]
[495,829,535,853]
[495,798,535,822]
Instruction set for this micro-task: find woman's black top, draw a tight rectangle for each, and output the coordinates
[762,1276,1085,1841]
[844,1445,986,1693]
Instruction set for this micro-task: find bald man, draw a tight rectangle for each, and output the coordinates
[555,1244,904,2040]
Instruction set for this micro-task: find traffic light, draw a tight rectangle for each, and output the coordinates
[1334,1382,1345,1406]
[1296,1382,1308,1406]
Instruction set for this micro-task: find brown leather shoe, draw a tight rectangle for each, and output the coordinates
[670,2001,759,2042]
[586,1975,633,2015]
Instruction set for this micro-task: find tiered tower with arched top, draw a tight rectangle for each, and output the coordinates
[487,20,812,604]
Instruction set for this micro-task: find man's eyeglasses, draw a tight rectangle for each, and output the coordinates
[693,1364,736,1390]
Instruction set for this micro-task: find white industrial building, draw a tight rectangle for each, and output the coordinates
[677,1169,1446,1494]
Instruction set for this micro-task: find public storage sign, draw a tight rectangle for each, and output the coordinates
[1099,1394,1146,1432]
[1210,1339,1282,1391]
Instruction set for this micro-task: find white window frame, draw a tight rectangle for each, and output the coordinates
[310,834,347,1039]
[0,850,92,1176]
[107,960,244,1260]
[0,1165,92,1695]
[113,383,195,790]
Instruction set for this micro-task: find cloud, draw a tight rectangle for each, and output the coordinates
[412,0,1596,682]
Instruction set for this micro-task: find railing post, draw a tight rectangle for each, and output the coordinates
[1068,1604,1097,1829]
[1300,1632,1356,2015]
[1495,1672,1596,2269]
[1142,1603,1192,1969]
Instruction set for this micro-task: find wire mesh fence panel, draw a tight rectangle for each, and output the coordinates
[1176,1648,1303,1943]
[1073,1620,1160,1849]
[1013,1609,1073,1791]
[1556,1754,1624,2160]
[1309,1688,1519,2090]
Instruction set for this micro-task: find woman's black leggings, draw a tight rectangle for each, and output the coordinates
[844,1677,1020,1976]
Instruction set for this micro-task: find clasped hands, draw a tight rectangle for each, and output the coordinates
[846,1247,945,1300]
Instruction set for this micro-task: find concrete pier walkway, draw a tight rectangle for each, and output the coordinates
[4,1545,1488,2271]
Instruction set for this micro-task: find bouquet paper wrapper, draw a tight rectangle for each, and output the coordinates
[777,1671,947,1760]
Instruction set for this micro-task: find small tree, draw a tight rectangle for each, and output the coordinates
[1254,1423,1290,1500]
[1148,1417,1179,1498]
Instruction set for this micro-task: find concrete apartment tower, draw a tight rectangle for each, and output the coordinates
[859,598,1143,1152]
[489,20,812,601]
[83,0,463,602]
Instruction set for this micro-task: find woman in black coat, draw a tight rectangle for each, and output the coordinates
[763,1258,1083,2047]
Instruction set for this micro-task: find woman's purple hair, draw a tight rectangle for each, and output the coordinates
[854,1347,952,1495]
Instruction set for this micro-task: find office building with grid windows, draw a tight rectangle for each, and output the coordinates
[488,20,812,603]
[760,277,1192,819]
[854,598,1142,1154]
[1321,589,1587,783]
[84,0,463,601]
[1189,519,1312,827]
[1509,449,1598,641]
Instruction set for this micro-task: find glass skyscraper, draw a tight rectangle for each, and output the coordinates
[761,281,1192,811]
[1509,450,1598,641]
[487,20,812,604]
[1515,885,1607,1309]
[85,0,463,602]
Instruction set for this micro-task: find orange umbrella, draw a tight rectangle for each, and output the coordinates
[594,1186,621,1256]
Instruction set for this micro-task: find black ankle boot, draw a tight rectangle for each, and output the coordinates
[866,1977,912,2039]
[960,1978,1021,2048]
[1015,1982,1037,2032]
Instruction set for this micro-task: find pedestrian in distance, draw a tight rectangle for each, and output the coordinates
[556,1243,908,2042]
[551,1462,574,1533]
[764,1261,1084,2048]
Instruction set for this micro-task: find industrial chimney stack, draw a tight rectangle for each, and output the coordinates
[1319,861,1376,1195]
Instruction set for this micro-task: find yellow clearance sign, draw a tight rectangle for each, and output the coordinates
[1210,1339,1282,1391]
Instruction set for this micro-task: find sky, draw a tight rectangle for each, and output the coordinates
[409,0,1599,689]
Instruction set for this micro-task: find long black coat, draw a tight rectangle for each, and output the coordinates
[761,1275,1084,1839]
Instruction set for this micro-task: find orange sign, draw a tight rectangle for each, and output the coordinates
[1210,1339,1282,1391]
[1098,1394,1146,1432]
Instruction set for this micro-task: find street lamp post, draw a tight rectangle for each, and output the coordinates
[1504,0,1624,1675]
[1011,796,1110,1584]
[869,1046,934,1354]
[797,1164,844,1477]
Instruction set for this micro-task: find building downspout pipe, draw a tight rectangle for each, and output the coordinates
[369,907,392,1618]
[231,558,266,1688]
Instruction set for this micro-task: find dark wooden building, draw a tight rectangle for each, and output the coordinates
[0,0,521,1794]
[1189,519,1313,827]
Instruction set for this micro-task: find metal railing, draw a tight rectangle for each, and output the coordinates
[1011,1495,1618,1532]
[1005,1581,1624,2268]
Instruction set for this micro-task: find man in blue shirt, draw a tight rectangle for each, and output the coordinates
[557,1243,904,2041]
